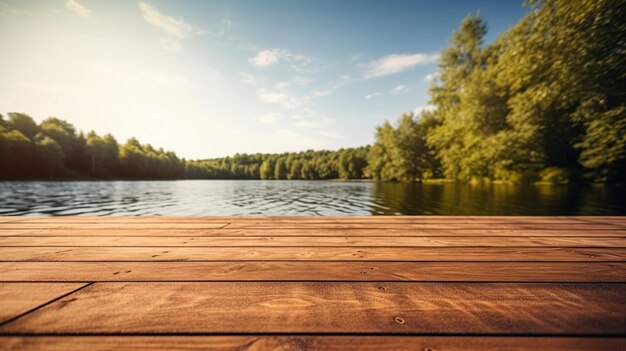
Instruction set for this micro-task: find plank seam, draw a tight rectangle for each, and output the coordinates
[0,282,94,329]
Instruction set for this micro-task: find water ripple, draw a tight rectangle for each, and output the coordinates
[0,180,624,216]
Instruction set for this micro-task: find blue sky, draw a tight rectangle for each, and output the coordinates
[0,0,529,158]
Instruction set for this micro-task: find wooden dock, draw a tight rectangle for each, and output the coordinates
[0,216,625,350]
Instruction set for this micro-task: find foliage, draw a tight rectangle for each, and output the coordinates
[371,0,625,183]
[186,148,369,180]
[0,113,369,180]
[1,0,624,182]
[367,112,439,181]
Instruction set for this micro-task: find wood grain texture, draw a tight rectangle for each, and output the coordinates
[1,235,624,247]
[1,336,624,351]
[2,228,624,237]
[2,246,624,262]
[6,215,624,222]
[1,262,624,282]
[0,283,87,324]
[1,216,625,350]
[2,222,623,230]
[2,282,624,334]
[0,223,230,230]
[223,223,626,230]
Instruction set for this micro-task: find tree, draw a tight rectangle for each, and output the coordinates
[274,158,287,180]
[36,136,64,177]
[426,13,492,181]
[259,159,274,180]
[368,113,439,182]
[0,129,34,178]
[6,113,39,140]
[86,132,119,177]
[288,161,302,180]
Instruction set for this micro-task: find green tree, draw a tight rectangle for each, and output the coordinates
[6,113,39,140]
[86,132,119,177]
[36,136,64,177]
[288,160,302,180]
[259,159,274,180]
[426,13,491,180]
[368,113,439,182]
[274,158,287,180]
[0,129,34,177]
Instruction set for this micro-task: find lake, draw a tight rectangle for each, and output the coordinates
[1,180,625,216]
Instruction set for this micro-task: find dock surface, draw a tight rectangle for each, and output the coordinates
[0,216,625,350]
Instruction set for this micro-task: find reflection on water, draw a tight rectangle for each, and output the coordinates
[0,180,624,216]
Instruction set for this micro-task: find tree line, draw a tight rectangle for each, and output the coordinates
[186,148,368,180]
[0,113,185,179]
[369,0,625,183]
[1,0,624,182]
[0,113,368,180]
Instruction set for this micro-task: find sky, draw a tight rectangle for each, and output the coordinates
[0,0,529,159]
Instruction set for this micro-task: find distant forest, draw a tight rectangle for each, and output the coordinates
[1,0,624,182]
[0,113,369,180]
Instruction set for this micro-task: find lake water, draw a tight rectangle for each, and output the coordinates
[0,180,625,216]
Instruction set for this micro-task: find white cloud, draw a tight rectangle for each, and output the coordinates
[65,0,90,18]
[413,105,437,115]
[258,86,309,110]
[365,92,380,100]
[138,2,204,50]
[391,85,411,94]
[424,72,440,82]
[293,75,312,87]
[250,50,280,67]
[363,53,439,78]
[249,48,309,68]
[250,67,333,133]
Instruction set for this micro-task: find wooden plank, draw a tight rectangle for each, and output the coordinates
[0,336,624,351]
[0,218,26,224]
[0,283,88,324]
[1,247,624,262]
[2,282,624,334]
[2,222,623,230]
[2,216,624,225]
[223,223,626,230]
[0,223,231,230]
[1,262,624,282]
[5,215,624,222]
[2,228,624,237]
[1,236,624,247]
